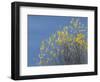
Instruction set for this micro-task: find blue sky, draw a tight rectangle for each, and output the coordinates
[28,15,87,66]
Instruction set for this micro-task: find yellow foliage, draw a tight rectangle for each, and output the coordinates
[56,39,63,46]
[77,33,84,39]
[56,30,73,46]
[57,31,68,38]
[67,37,72,42]
[75,33,86,45]
[56,31,68,46]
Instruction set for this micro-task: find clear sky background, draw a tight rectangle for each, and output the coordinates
[28,15,87,66]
